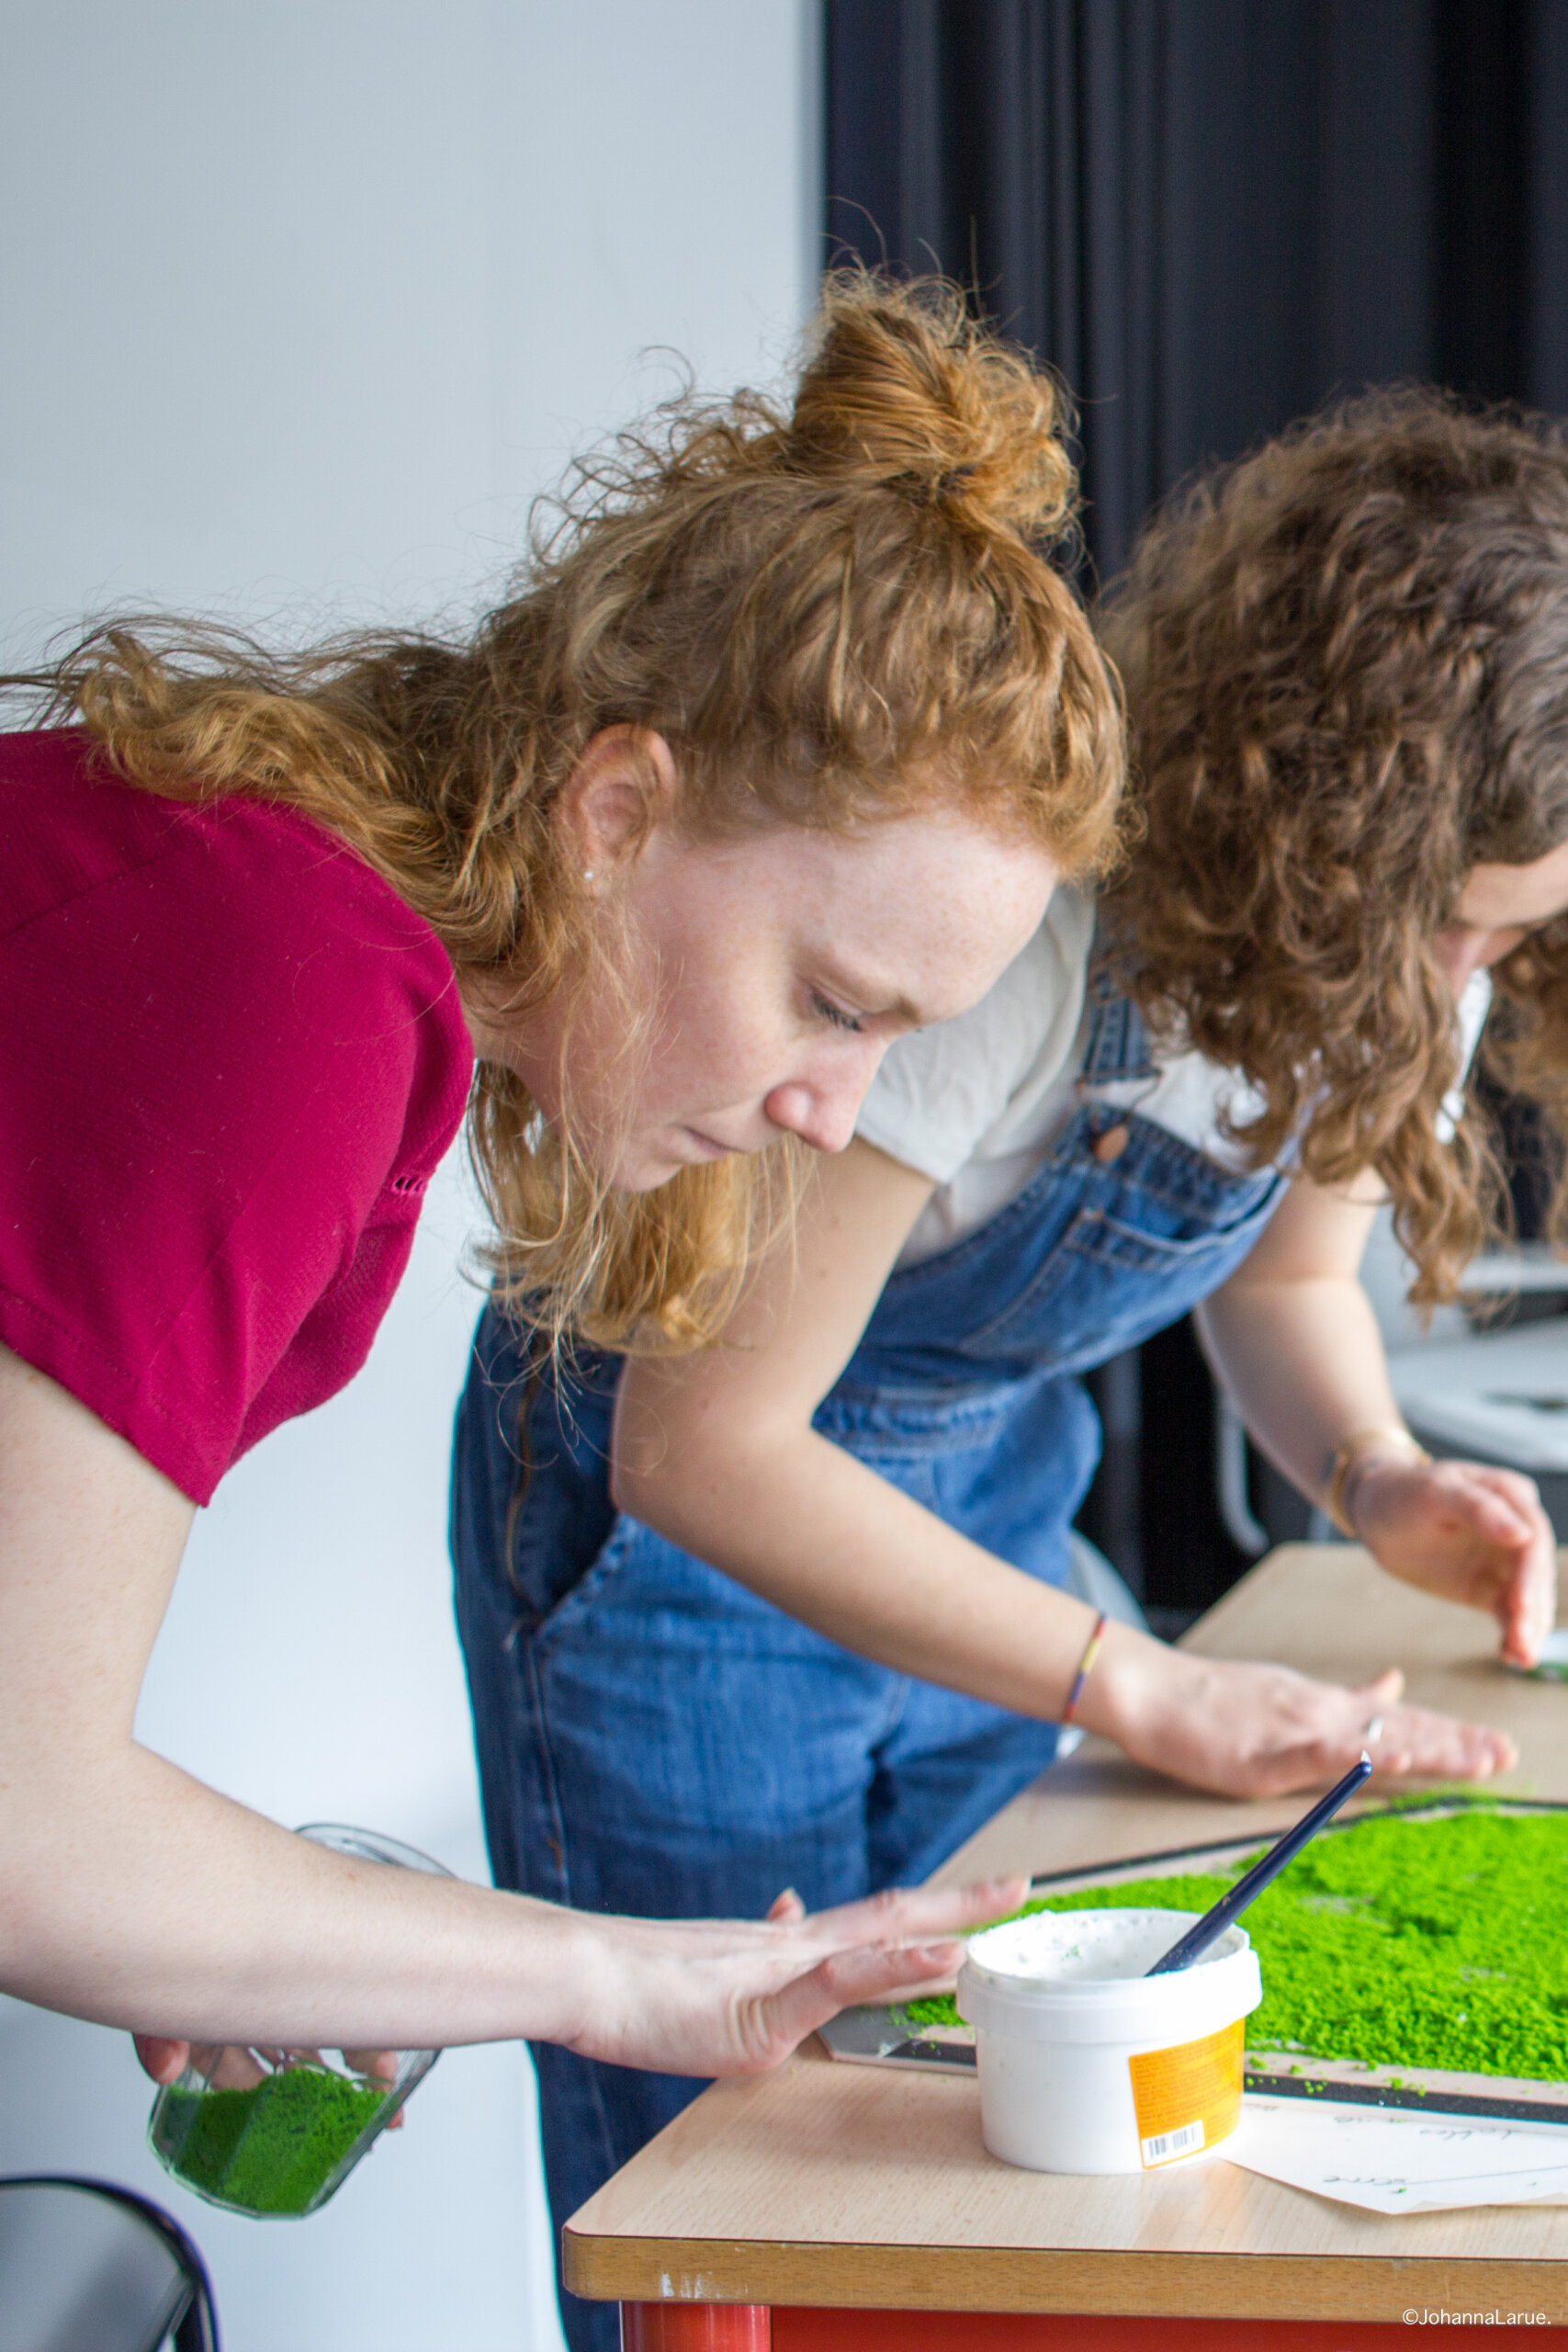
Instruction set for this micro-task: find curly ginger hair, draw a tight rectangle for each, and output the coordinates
[16,273,1122,1351]
[1101,388,1568,1307]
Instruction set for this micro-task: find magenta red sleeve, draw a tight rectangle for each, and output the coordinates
[0,729,473,1502]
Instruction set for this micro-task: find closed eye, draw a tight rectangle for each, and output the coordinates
[809,988,865,1035]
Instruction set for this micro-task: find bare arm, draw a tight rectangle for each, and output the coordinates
[1196,1177,1401,1496]
[0,1344,1019,2064]
[1199,1177,1556,1667]
[615,1141,1514,1793]
[615,1139,1110,1714]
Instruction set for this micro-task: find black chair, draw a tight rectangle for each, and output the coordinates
[0,2177,219,2352]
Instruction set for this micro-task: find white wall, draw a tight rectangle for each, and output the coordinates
[0,6,818,2347]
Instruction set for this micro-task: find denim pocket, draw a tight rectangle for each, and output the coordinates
[527,1510,642,1655]
[966,1186,1280,1366]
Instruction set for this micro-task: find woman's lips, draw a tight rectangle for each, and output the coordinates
[681,1125,739,1160]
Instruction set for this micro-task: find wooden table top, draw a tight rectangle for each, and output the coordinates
[564,1544,1568,2321]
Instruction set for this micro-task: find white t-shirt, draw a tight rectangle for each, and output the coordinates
[855,888,1493,1268]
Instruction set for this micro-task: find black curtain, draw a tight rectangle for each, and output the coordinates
[825,0,1568,1618]
[827,0,1568,578]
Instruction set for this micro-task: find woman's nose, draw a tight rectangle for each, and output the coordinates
[1431,925,1508,990]
[1429,922,1495,988]
[764,1053,880,1154]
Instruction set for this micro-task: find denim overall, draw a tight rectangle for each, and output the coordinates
[450,986,1284,2352]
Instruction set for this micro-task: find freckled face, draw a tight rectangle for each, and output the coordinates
[515,808,1058,1192]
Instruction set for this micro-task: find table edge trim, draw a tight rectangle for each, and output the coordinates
[560,2231,1568,2321]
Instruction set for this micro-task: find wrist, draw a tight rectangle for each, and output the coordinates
[1070,1619,1174,1747]
[503,1892,611,2049]
[1324,1426,1430,1537]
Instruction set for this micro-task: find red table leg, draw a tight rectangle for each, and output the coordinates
[769,2312,1568,2347]
[620,2305,1568,2346]
[619,2300,1568,2346]
[620,2306,771,2348]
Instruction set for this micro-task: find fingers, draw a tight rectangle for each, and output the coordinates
[816,1940,966,2013]
[876,1968,961,2006]
[801,1876,1027,1951]
[205,2044,270,2091]
[672,1879,1029,2075]
[1469,1463,1544,1520]
[135,2033,411,2119]
[766,1887,807,1923]
[1367,1705,1515,1783]
[1500,1520,1558,1671]
[1217,1702,1513,1799]
[1371,1456,1556,1668]
[341,2048,399,2084]
[741,1939,967,2071]
[1445,1467,1539,1544]
[341,2051,405,2130]
[1348,1672,1509,1780]
[1394,1458,1539,1540]
[1165,1657,1507,1801]
[1499,1555,1551,1669]
[1429,1464,1554,1668]
[133,2035,190,2086]
[1227,1737,1360,1801]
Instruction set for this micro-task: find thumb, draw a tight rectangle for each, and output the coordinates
[766,1886,807,1924]
[134,2035,190,2086]
[1363,1667,1405,1706]
[738,1938,968,2069]
[743,1941,965,2072]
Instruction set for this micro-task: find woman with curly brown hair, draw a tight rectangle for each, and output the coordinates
[1100,387,1568,1611]
[0,276,1126,2096]
[454,387,1555,2346]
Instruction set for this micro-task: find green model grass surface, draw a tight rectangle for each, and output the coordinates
[152,2064,391,2214]
[905,1809,1568,2082]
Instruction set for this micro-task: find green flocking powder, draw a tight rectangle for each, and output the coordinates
[153,2064,391,2215]
[908,1808,1568,2083]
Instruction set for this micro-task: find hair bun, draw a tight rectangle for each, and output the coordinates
[787,271,1077,540]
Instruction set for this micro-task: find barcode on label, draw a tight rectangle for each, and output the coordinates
[1141,2118,1205,2167]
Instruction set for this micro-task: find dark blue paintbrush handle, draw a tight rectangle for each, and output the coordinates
[1145,1753,1373,1976]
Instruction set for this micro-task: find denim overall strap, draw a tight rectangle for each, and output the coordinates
[823,978,1282,1427]
[1079,957,1159,1084]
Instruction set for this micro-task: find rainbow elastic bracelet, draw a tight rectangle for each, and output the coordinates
[1061,1611,1109,1724]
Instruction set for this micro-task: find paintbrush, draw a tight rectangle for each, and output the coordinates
[1145,1752,1373,1976]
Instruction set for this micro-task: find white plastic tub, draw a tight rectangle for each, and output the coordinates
[956,1907,1263,2175]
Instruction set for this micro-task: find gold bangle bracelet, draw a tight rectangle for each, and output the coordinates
[1324,1426,1430,1538]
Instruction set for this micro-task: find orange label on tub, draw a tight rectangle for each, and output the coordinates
[1127,2018,1245,2168]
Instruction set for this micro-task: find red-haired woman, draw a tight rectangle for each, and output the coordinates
[0,277,1126,2081]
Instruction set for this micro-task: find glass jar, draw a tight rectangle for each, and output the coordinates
[148,1823,451,2218]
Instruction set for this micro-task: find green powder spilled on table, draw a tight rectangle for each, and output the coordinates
[907,1807,1568,2082]
[152,2065,391,2215]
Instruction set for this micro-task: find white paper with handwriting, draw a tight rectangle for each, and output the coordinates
[1231,2098,1568,2214]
